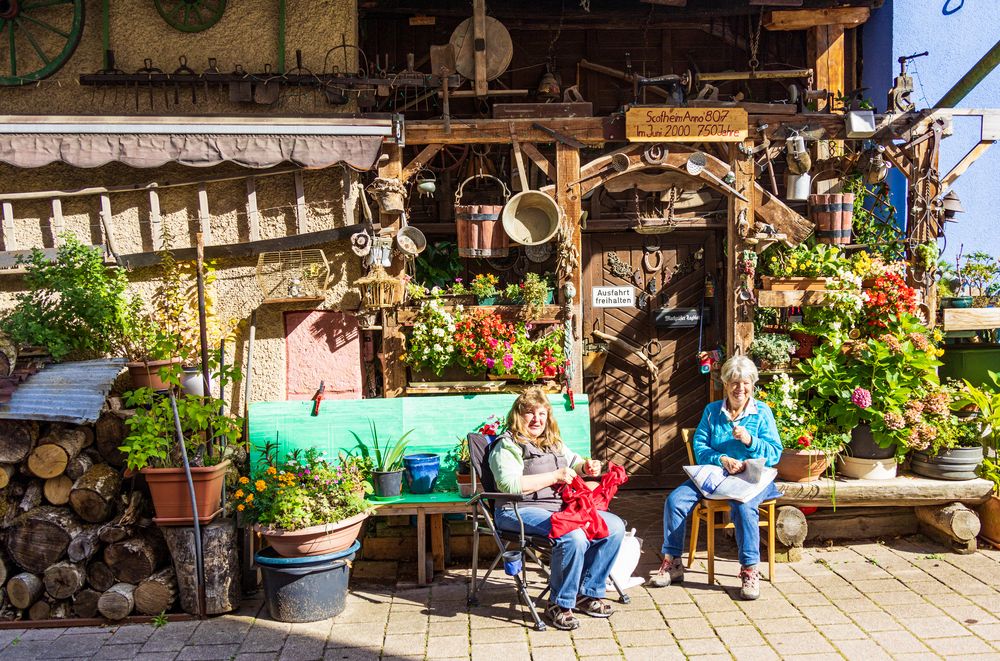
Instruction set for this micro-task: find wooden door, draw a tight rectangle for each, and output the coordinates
[583,232,718,488]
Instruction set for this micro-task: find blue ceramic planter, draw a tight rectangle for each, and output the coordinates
[403,453,441,494]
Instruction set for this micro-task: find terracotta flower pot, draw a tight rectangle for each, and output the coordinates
[127,357,182,391]
[776,449,833,482]
[977,494,1000,547]
[456,470,474,498]
[142,459,229,525]
[255,511,370,558]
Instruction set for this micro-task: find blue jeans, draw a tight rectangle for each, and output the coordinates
[661,479,781,567]
[494,506,625,609]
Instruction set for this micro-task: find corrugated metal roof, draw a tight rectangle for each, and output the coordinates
[0,358,126,424]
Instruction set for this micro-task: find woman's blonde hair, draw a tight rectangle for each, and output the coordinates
[505,387,564,451]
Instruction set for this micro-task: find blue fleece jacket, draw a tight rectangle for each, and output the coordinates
[692,399,783,468]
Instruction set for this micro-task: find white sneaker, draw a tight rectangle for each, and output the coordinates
[649,556,684,588]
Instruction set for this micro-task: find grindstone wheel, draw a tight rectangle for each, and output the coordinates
[0,0,84,86]
[154,0,226,33]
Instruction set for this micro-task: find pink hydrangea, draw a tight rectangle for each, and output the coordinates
[923,391,949,416]
[882,411,905,431]
[851,387,872,409]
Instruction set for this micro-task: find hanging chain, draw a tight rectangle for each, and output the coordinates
[749,10,763,72]
[546,0,566,68]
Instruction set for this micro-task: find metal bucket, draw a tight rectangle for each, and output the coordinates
[455,174,511,258]
[502,190,561,246]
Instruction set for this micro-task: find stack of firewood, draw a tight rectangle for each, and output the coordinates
[0,414,178,621]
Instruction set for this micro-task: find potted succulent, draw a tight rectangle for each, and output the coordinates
[236,447,372,557]
[119,385,242,524]
[351,421,414,499]
[749,333,799,371]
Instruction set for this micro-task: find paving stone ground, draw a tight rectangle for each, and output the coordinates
[2,491,999,660]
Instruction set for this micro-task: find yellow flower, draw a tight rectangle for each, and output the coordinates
[267,466,277,475]
[234,489,244,498]
[239,476,249,485]
[936,348,945,357]
[245,493,254,502]
[255,480,267,491]
[237,504,245,512]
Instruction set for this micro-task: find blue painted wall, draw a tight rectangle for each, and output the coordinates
[862,0,1000,263]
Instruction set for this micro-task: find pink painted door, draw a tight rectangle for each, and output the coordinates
[284,311,363,401]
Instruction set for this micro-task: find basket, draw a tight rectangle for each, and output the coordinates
[455,174,511,258]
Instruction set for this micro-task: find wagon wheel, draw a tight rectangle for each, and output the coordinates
[154,0,226,33]
[0,0,85,86]
[428,144,470,174]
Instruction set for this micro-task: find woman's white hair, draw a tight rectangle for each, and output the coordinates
[720,355,759,386]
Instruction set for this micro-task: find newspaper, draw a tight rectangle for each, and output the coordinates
[683,458,777,503]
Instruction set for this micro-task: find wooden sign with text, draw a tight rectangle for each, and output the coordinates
[625,107,749,142]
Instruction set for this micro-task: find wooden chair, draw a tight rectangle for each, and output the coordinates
[681,428,776,583]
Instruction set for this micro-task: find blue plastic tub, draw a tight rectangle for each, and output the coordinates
[255,540,359,623]
[403,453,440,494]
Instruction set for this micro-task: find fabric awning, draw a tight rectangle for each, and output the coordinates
[0,116,395,170]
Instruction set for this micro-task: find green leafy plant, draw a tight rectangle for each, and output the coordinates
[233,448,370,530]
[956,372,1000,493]
[520,272,551,321]
[749,333,798,368]
[470,273,500,299]
[403,299,459,375]
[151,612,169,629]
[763,243,851,278]
[351,420,414,472]
[1,234,135,360]
[842,176,905,263]
[415,241,462,290]
[119,387,243,472]
[955,249,999,300]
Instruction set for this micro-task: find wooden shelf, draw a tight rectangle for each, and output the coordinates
[397,304,562,326]
[942,307,1000,331]
[757,289,829,308]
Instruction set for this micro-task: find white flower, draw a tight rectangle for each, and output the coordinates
[433,343,442,352]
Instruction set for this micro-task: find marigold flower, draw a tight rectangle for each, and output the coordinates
[851,387,872,409]
[234,489,244,499]
[239,476,250,484]
[237,504,245,512]
[245,493,254,502]
[255,480,267,491]
[267,466,277,475]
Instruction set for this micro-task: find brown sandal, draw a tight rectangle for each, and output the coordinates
[545,604,580,630]
[576,596,614,618]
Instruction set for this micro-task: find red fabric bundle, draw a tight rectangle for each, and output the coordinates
[549,462,629,540]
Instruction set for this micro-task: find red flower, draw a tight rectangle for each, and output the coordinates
[797,435,812,448]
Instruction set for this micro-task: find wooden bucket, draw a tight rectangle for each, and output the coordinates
[455,174,511,258]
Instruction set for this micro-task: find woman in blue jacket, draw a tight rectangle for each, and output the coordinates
[650,355,781,600]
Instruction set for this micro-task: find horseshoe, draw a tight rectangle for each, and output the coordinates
[643,143,669,165]
[643,250,664,273]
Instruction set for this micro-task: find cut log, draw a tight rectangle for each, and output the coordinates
[97,582,135,621]
[163,518,240,615]
[0,420,40,464]
[44,475,74,506]
[77,426,96,448]
[70,464,121,523]
[43,561,86,600]
[0,464,15,489]
[916,502,981,553]
[0,551,8,586]
[28,598,52,620]
[87,560,115,592]
[72,588,102,618]
[775,506,809,547]
[98,525,131,545]
[804,506,918,542]
[104,534,167,584]
[27,428,90,479]
[65,452,95,482]
[7,506,85,573]
[98,491,143,543]
[7,572,44,609]
[94,414,127,468]
[67,525,102,563]
[134,567,178,615]
[19,480,43,512]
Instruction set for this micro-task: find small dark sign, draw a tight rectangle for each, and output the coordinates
[654,306,707,328]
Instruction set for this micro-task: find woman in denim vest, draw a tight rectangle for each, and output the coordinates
[490,387,625,630]
[651,356,782,600]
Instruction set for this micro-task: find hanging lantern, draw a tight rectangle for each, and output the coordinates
[942,189,964,219]
[356,266,403,309]
[536,70,561,100]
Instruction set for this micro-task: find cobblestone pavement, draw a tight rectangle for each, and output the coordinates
[2,492,999,660]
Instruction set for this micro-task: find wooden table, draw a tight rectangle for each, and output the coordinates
[369,492,471,585]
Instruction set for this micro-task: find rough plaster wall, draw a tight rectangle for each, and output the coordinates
[0,0,365,406]
[2,0,357,114]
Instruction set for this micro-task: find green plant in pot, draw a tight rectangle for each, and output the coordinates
[957,250,999,307]
[236,447,372,557]
[351,420,414,499]
[749,333,798,371]
[449,436,474,497]
[119,386,242,524]
[955,372,1000,544]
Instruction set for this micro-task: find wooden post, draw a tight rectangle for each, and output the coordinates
[808,24,845,114]
[246,177,260,242]
[555,143,583,394]
[379,144,408,398]
[472,0,488,98]
[149,190,163,251]
[727,140,756,356]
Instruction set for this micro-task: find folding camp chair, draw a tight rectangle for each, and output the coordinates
[465,432,630,632]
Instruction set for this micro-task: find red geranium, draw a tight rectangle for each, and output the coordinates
[797,435,812,448]
[863,273,916,329]
[453,312,517,373]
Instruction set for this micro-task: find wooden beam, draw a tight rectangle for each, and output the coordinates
[404,117,608,145]
[98,194,120,258]
[556,142,583,394]
[1,202,17,251]
[472,0,488,97]
[379,144,407,399]
[245,177,260,242]
[401,144,444,183]
[728,140,755,356]
[148,190,163,251]
[197,184,211,245]
[942,140,995,189]
[764,7,870,31]
[810,24,846,113]
[942,307,1000,332]
[519,142,554,181]
[778,474,994,507]
[50,199,64,247]
[117,224,364,269]
[756,289,829,308]
[293,172,307,234]
[753,186,814,246]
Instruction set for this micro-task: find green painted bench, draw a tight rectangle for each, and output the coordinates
[248,393,592,584]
